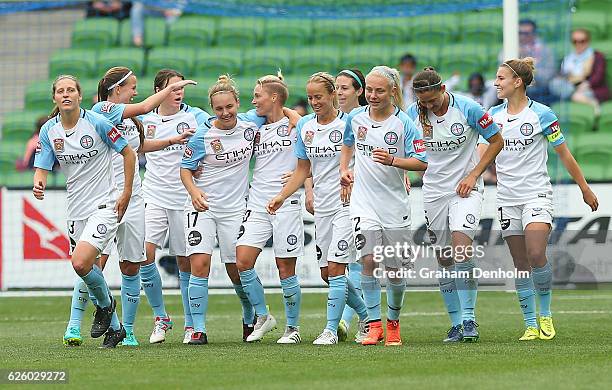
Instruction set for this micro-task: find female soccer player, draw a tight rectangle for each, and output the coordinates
[34,74,136,348]
[340,66,427,346]
[141,69,210,344]
[407,67,503,343]
[267,72,369,345]
[491,57,598,341]
[62,66,197,347]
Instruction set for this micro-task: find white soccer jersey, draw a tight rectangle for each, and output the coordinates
[295,111,348,216]
[343,106,427,228]
[248,116,301,211]
[407,93,500,202]
[34,108,128,220]
[141,103,210,210]
[92,101,141,196]
[489,99,565,206]
[181,111,266,213]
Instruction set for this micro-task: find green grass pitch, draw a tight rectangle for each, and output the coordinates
[1,290,610,389]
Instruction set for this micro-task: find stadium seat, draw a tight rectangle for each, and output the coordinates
[575,149,612,181]
[283,73,310,107]
[72,18,119,48]
[242,47,292,76]
[80,78,101,105]
[551,102,595,134]
[168,16,216,48]
[439,44,488,74]
[264,19,312,47]
[360,18,410,45]
[340,45,390,74]
[291,45,339,75]
[597,102,612,132]
[217,18,265,47]
[49,49,98,79]
[25,80,54,112]
[193,48,243,78]
[119,17,167,47]
[184,79,217,111]
[312,20,361,46]
[146,48,195,76]
[571,11,607,40]
[409,13,460,45]
[389,45,439,69]
[233,75,259,110]
[97,48,146,76]
[1,110,46,143]
[460,10,503,44]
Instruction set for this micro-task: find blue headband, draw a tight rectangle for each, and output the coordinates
[339,69,363,89]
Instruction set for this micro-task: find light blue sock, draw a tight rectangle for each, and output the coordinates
[233,283,255,324]
[280,275,301,328]
[121,273,140,333]
[179,271,193,328]
[341,262,362,325]
[455,260,478,322]
[67,280,89,329]
[346,277,367,321]
[515,276,537,328]
[325,275,347,334]
[532,262,552,317]
[239,269,268,316]
[386,279,406,321]
[361,275,381,321]
[81,266,111,308]
[188,275,209,333]
[139,263,167,319]
[439,265,462,326]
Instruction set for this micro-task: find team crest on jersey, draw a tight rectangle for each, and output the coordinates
[176,122,190,134]
[337,240,348,251]
[210,139,224,153]
[146,124,156,138]
[183,146,193,159]
[304,130,315,145]
[357,126,368,141]
[80,135,94,149]
[276,125,290,137]
[450,123,465,136]
[423,125,433,140]
[96,224,107,235]
[100,102,115,113]
[53,138,64,153]
[329,130,342,143]
[520,123,534,136]
[287,234,298,245]
[244,127,255,141]
[384,131,398,145]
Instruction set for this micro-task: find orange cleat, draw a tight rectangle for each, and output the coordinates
[361,320,384,345]
[385,319,402,346]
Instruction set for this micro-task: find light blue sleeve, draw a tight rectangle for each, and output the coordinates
[406,102,419,122]
[89,111,128,153]
[402,115,427,162]
[461,96,499,140]
[343,111,355,146]
[294,117,309,160]
[239,109,266,128]
[33,123,55,171]
[477,135,489,145]
[92,101,126,125]
[181,125,207,170]
[187,105,211,126]
[537,106,565,146]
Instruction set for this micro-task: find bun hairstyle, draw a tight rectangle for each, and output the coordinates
[257,69,289,105]
[50,74,82,118]
[367,65,404,110]
[502,57,536,89]
[208,74,239,106]
[308,71,339,109]
[412,66,443,130]
[337,68,367,106]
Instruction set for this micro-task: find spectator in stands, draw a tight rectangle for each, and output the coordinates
[130,1,184,47]
[15,116,48,171]
[292,98,309,116]
[86,1,131,20]
[463,73,499,110]
[549,28,609,115]
[398,53,417,106]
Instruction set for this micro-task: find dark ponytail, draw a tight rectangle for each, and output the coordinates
[413,67,442,131]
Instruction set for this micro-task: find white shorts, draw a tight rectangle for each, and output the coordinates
[423,192,483,246]
[351,215,412,269]
[102,194,145,263]
[236,209,304,258]
[145,202,186,257]
[497,198,553,238]
[315,206,355,268]
[184,206,242,263]
[67,206,118,255]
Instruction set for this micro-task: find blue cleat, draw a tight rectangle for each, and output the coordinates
[462,320,479,342]
[121,330,139,346]
[63,327,82,346]
[443,324,463,343]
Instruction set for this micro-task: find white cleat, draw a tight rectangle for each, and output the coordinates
[277,326,301,344]
[354,319,369,344]
[149,316,173,344]
[313,328,338,345]
[246,314,277,342]
[183,327,194,344]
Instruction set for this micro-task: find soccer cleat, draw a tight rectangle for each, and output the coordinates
[246,314,277,342]
[242,318,256,342]
[313,329,338,345]
[121,331,139,346]
[100,324,126,349]
[63,327,82,346]
[519,326,540,341]
[183,327,195,344]
[355,319,369,344]
[443,324,463,343]
[277,326,301,344]
[188,332,208,345]
[149,316,173,344]
[539,316,556,340]
[91,295,116,338]
[462,320,479,343]
[361,320,384,345]
[385,319,402,346]
[337,319,348,342]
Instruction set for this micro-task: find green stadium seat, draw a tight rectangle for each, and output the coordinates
[49,49,98,79]
[389,45,439,69]
[1,110,47,143]
[551,102,595,134]
[572,11,607,40]
[184,80,216,111]
[575,149,612,181]
[340,45,390,74]
[283,73,310,107]
[193,48,243,78]
[460,10,503,44]
[217,18,265,47]
[0,170,36,188]
[439,44,488,74]
[72,18,119,48]
[242,47,292,76]
[233,75,259,110]
[360,18,410,45]
[80,78,101,106]
[597,102,612,132]
[147,48,195,76]
[312,20,361,46]
[291,45,339,75]
[409,13,460,45]
[119,18,167,47]
[25,80,54,112]
[97,48,146,76]
[592,41,612,57]
[168,16,216,48]
[264,19,312,47]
